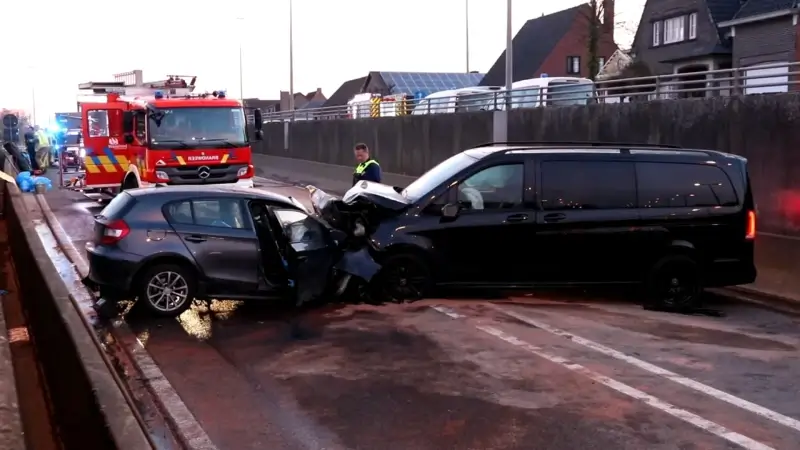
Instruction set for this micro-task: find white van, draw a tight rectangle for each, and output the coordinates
[508,76,594,109]
[476,77,595,110]
[412,87,502,115]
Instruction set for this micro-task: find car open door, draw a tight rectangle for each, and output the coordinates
[79,102,129,189]
[267,207,338,306]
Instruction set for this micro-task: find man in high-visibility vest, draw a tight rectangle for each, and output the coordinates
[352,143,381,186]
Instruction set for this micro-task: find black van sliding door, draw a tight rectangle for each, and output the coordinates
[535,158,641,283]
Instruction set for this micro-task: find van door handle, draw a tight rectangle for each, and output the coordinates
[506,213,528,222]
[543,213,566,222]
[184,235,207,243]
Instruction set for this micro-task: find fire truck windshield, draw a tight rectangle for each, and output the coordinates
[149,107,247,149]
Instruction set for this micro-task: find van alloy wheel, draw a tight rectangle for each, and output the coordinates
[382,259,429,302]
[146,271,190,312]
[654,263,700,308]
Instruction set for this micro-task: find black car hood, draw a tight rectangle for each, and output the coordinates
[342,181,410,211]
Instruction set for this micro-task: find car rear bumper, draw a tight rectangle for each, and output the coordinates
[705,259,757,287]
[86,244,140,299]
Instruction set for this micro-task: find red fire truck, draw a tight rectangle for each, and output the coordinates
[62,76,263,194]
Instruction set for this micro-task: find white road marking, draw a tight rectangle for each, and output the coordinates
[486,303,800,433]
[430,305,465,319]
[431,306,774,450]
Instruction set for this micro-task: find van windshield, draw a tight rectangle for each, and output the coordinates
[547,82,594,106]
[402,152,480,202]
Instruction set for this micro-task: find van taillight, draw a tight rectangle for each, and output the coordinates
[745,210,756,240]
[100,219,130,245]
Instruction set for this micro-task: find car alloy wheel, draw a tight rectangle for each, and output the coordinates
[146,271,190,313]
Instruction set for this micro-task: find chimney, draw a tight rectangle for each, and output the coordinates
[603,0,615,38]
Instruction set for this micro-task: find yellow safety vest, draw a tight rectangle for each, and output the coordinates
[354,159,379,175]
[35,131,49,150]
[353,159,379,185]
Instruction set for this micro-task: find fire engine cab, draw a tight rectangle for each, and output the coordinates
[65,76,263,194]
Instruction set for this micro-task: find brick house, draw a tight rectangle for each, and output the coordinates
[632,0,740,76]
[718,0,800,94]
[480,2,618,85]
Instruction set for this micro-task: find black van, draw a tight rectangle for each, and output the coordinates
[315,142,757,308]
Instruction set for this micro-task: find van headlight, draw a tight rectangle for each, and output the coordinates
[79,148,86,157]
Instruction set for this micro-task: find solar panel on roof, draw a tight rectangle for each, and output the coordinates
[381,71,485,95]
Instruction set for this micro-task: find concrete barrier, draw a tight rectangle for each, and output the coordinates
[2,157,152,448]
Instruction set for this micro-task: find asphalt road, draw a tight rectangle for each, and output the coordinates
[38,173,800,450]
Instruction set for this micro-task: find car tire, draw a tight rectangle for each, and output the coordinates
[372,253,432,303]
[135,264,196,317]
[644,254,702,310]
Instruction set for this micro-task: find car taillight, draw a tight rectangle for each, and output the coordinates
[745,210,756,240]
[100,219,130,245]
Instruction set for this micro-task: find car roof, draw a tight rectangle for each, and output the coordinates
[124,185,299,205]
[463,142,739,160]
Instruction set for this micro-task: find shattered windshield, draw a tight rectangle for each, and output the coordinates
[149,107,247,149]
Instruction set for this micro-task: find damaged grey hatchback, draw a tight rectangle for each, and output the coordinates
[85,185,379,317]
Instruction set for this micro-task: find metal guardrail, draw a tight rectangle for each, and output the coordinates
[262,61,800,122]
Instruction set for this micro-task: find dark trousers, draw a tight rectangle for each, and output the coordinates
[26,145,39,170]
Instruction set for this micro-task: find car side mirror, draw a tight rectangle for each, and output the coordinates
[441,203,460,220]
[253,109,263,130]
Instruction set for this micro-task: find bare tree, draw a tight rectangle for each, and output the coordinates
[584,0,604,81]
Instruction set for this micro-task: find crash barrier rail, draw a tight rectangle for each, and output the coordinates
[2,149,153,449]
[262,61,800,121]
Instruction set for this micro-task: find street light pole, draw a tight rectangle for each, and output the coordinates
[465,0,470,72]
[504,0,513,105]
[288,0,295,118]
[237,17,244,100]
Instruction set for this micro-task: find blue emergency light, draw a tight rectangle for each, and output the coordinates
[154,91,164,99]
[217,90,226,98]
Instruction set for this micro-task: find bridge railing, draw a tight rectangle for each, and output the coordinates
[261,61,800,122]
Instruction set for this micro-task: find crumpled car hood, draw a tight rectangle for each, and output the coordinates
[342,181,410,210]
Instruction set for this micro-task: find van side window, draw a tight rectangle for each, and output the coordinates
[541,161,636,210]
[459,164,524,210]
[637,163,738,208]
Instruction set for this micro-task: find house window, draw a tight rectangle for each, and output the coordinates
[664,16,686,44]
[689,12,697,39]
[652,21,661,46]
[567,56,581,75]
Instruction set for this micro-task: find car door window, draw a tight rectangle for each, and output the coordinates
[541,161,636,210]
[458,163,524,210]
[165,199,248,229]
[273,209,327,251]
[636,162,738,208]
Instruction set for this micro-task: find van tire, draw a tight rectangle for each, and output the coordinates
[372,253,432,303]
[644,254,702,310]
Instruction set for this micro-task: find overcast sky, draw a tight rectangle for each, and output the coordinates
[0,0,644,124]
